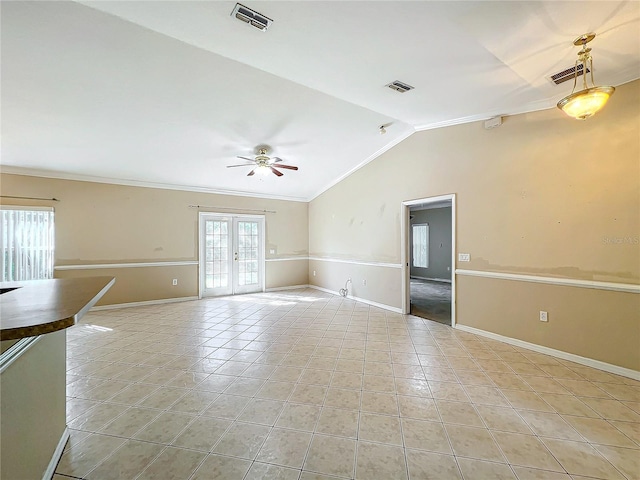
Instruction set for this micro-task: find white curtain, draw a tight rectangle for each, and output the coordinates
[1,208,55,282]
[412,224,429,268]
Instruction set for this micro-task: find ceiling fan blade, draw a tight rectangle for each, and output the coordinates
[270,167,284,177]
[273,164,298,171]
[271,157,283,163]
[247,169,256,176]
[236,156,255,162]
[227,164,255,168]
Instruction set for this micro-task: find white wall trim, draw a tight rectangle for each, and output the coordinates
[265,257,309,262]
[455,324,640,381]
[43,427,69,480]
[55,261,198,270]
[308,285,402,313]
[309,257,402,269]
[413,101,553,132]
[91,296,198,311]
[0,337,41,374]
[308,128,415,201]
[1,166,308,203]
[455,269,640,294]
[265,284,310,292]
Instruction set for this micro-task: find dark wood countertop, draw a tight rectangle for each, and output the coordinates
[0,277,115,341]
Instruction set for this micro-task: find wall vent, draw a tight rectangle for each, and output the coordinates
[231,3,272,32]
[386,80,414,93]
[549,64,591,85]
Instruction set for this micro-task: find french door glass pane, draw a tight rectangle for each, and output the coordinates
[237,220,259,287]
[205,220,229,289]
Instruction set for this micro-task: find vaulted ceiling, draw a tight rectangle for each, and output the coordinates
[2,1,639,201]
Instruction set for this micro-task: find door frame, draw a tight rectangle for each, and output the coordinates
[198,212,266,299]
[400,194,456,327]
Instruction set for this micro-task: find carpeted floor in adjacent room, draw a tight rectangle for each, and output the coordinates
[410,278,452,326]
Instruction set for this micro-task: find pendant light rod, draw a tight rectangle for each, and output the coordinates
[557,32,615,120]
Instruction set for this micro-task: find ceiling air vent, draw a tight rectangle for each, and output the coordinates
[549,64,591,85]
[386,80,414,93]
[231,3,272,32]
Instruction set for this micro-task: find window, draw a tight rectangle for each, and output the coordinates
[1,207,55,282]
[412,223,429,268]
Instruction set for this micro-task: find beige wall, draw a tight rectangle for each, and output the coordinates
[0,175,309,305]
[265,259,309,290]
[1,82,638,370]
[309,80,639,370]
[457,276,640,370]
[309,259,402,309]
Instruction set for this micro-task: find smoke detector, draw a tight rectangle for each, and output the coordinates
[386,80,414,93]
[231,3,272,32]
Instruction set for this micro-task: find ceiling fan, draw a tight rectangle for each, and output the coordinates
[227,147,299,177]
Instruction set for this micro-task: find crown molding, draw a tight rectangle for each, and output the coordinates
[413,100,555,132]
[0,166,309,203]
[308,128,415,201]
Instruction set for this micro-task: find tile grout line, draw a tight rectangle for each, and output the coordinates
[59,290,639,480]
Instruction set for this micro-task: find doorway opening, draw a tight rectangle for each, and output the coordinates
[199,213,265,297]
[401,195,455,327]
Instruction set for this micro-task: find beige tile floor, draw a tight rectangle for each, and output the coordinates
[55,288,640,480]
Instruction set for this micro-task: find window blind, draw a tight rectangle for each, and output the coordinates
[1,207,55,282]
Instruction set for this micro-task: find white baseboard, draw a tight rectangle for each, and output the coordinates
[455,324,640,381]
[43,426,69,480]
[307,285,402,314]
[265,284,310,292]
[410,276,452,284]
[91,296,199,311]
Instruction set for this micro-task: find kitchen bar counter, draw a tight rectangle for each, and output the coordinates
[0,276,115,480]
[0,276,115,340]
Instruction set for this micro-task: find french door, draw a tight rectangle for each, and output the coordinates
[199,213,265,297]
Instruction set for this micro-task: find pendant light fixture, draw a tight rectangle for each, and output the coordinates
[557,33,615,120]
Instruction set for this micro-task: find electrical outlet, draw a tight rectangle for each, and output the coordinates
[172,279,178,286]
[362,279,367,286]
[458,253,470,262]
[539,311,548,322]
[313,270,316,276]
[269,249,275,254]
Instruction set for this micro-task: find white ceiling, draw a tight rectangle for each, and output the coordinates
[2,1,639,201]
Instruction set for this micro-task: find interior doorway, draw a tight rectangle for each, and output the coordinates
[401,195,455,327]
[199,213,265,297]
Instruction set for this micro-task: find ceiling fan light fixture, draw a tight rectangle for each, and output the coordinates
[256,164,271,176]
[228,146,298,177]
[557,33,614,120]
